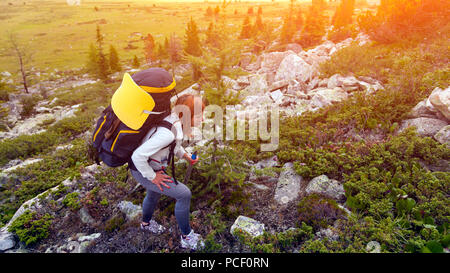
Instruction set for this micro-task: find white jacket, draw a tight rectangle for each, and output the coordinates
[131,113,186,181]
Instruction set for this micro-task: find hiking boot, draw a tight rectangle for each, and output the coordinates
[140,220,166,234]
[180,229,205,250]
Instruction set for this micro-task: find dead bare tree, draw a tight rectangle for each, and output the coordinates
[7,32,33,94]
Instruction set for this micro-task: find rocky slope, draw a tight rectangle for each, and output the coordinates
[0,32,448,253]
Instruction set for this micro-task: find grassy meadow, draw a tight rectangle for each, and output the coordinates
[0,0,376,79]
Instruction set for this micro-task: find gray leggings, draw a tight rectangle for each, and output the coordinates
[130,169,192,235]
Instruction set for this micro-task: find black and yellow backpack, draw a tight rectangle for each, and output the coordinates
[89,68,177,168]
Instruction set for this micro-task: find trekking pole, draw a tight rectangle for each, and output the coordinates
[183,151,197,184]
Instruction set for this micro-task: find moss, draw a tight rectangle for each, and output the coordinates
[7,210,53,246]
[63,192,81,211]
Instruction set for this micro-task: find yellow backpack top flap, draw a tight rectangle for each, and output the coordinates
[111,72,155,130]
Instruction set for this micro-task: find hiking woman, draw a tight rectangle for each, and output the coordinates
[130,94,205,250]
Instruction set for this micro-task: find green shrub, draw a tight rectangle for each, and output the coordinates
[327,25,357,43]
[8,210,53,246]
[297,193,346,231]
[63,192,81,211]
[20,95,40,118]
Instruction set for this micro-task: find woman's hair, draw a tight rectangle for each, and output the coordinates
[174,94,205,119]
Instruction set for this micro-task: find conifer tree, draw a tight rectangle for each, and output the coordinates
[280,14,295,44]
[248,7,253,15]
[214,6,220,18]
[132,55,140,68]
[254,13,264,33]
[333,0,355,28]
[109,44,121,72]
[167,34,182,76]
[205,6,213,17]
[164,37,169,53]
[258,6,262,15]
[239,16,252,39]
[95,25,110,81]
[299,1,328,47]
[206,22,219,47]
[294,8,304,31]
[144,33,155,64]
[87,43,98,75]
[184,17,202,57]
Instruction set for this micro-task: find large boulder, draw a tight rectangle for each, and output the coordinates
[308,87,348,110]
[274,162,303,205]
[285,43,303,54]
[275,54,314,84]
[258,51,295,74]
[408,99,439,119]
[398,117,448,137]
[429,87,450,121]
[230,216,265,238]
[305,175,345,201]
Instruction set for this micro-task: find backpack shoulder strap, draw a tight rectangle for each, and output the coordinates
[158,120,173,132]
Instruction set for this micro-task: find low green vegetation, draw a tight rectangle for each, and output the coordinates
[7,210,53,246]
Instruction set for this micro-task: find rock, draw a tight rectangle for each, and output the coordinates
[57,241,81,253]
[244,74,268,95]
[254,156,278,169]
[2,158,43,173]
[418,159,450,172]
[247,182,271,191]
[78,233,101,242]
[338,204,352,217]
[285,43,303,54]
[366,241,381,253]
[315,228,339,242]
[310,87,348,102]
[429,87,450,121]
[308,77,320,91]
[230,216,265,238]
[305,175,345,201]
[239,53,255,69]
[35,106,52,113]
[236,76,250,87]
[1,71,11,77]
[398,117,448,137]
[434,125,450,146]
[308,88,348,111]
[327,74,344,89]
[79,207,96,225]
[268,79,289,92]
[274,162,303,205]
[287,79,307,95]
[170,84,201,104]
[0,231,16,252]
[258,51,295,74]
[269,90,284,104]
[118,201,142,221]
[408,99,438,119]
[241,95,272,108]
[275,54,313,84]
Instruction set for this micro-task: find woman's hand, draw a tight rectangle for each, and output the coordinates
[151,171,173,192]
[183,153,199,165]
